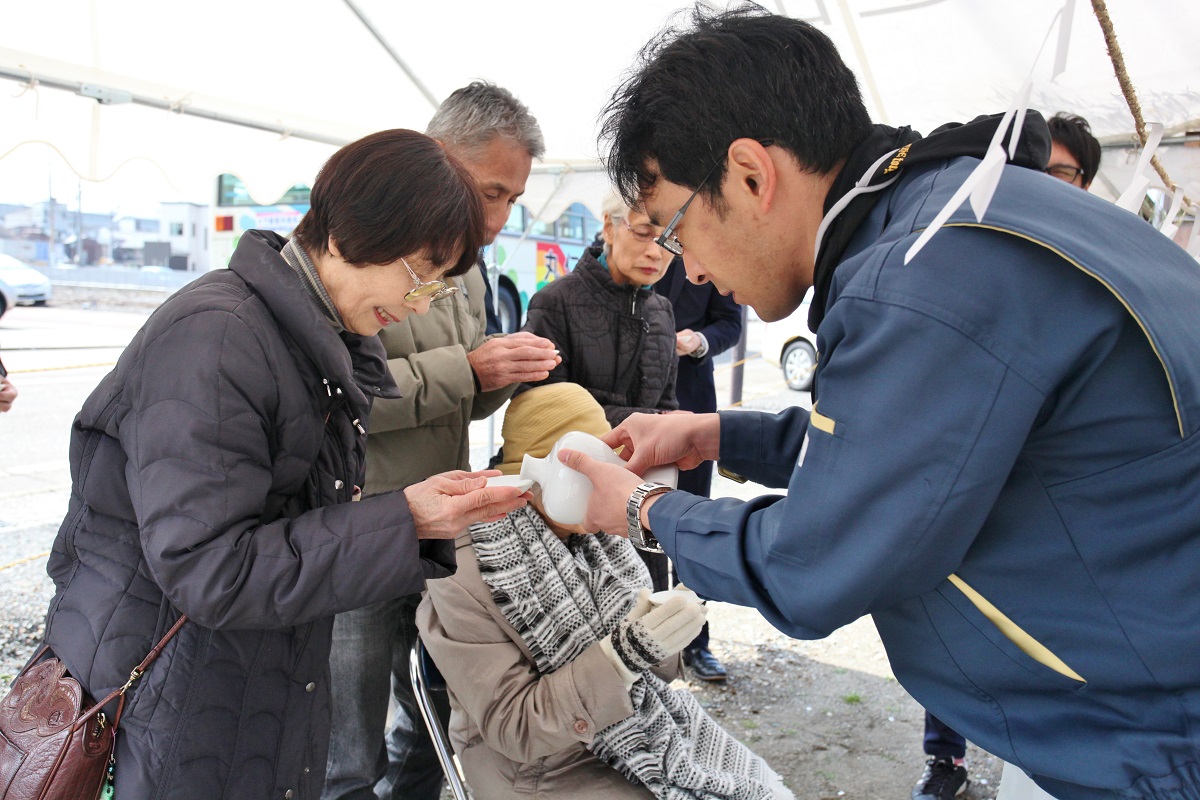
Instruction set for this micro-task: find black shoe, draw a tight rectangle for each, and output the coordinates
[682,647,728,682]
[911,757,969,800]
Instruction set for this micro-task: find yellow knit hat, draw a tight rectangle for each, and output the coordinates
[497,383,612,475]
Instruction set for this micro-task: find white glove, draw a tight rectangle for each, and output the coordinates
[601,588,706,684]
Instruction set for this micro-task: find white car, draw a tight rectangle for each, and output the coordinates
[0,254,52,318]
[761,288,818,392]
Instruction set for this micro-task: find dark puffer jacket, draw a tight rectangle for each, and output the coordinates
[519,247,677,426]
[41,230,454,800]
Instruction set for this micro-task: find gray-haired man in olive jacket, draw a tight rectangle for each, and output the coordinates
[323,83,559,800]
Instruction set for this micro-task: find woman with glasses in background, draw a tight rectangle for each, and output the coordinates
[518,190,679,428]
[516,191,681,589]
[32,129,531,800]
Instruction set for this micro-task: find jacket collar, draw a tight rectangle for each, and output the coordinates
[809,112,1051,331]
[575,246,652,301]
[227,230,400,405]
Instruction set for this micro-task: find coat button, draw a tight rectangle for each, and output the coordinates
[573,719,589,735]
[303,766,311,774]
[284,791,294,799]
[334,480,344,490]
[306,682,316,692]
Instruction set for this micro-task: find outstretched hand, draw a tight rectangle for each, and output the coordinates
[599,411,721,476]
[0,376,16,413]
[404,470,530,540]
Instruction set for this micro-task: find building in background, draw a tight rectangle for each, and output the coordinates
[161,201,209,271]
[0,199,211,271]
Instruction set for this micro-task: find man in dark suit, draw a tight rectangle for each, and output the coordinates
[656,255,743,681]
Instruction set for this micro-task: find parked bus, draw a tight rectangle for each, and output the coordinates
[211,174,600,333]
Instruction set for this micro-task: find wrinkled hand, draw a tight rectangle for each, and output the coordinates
[675,329,700,356]
[467,332,561,393]
[0,376,16,413]
[404,470,530,540]
[607,589,707,673]
[599,411,720,475]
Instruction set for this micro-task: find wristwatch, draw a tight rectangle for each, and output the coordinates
[626,482,672,553]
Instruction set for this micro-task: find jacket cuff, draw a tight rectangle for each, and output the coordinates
[646,490,709,563]
[565,642,638,739]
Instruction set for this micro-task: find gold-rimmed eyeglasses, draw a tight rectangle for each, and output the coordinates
[403,258,459,302]
[620,217,660,243]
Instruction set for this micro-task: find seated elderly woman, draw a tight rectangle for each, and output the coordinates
[417,382,794,799]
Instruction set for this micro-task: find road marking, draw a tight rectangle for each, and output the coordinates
[2,460,70,475]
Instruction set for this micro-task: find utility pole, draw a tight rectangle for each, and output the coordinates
[47,173,56,269]
[730,305,748,406]
[76,179,84,265]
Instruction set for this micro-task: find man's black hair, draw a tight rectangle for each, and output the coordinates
[1047,112,1101,187]
[601,2,872,212]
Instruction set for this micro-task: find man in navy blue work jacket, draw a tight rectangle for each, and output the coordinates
[560,7,1200,800]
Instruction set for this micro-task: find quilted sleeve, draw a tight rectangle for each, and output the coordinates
[121,307,433,630]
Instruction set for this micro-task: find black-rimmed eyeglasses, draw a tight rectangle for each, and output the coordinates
[654,138,775,256]
[1043,163,1084,184]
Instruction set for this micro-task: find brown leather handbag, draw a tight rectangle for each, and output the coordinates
[0,616,187,800]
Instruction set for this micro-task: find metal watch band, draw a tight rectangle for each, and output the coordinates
[626,482,672,553]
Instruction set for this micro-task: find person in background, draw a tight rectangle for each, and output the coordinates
[0,355,15,412]
[322,84,559,800]
[417,382,794,800]
[910,108,1105,800]
[911,714,969,800]
[654,256,742,682]
[1044,112,1101,190]
[477,261,504,335]
[36,128,532,800]
[518,190,678,590]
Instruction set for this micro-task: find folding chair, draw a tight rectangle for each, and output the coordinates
[409,638,472,800]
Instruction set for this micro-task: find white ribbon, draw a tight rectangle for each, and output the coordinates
[812,147,902,267]
[1186,204,1200,259]
[905,78,1029,265]
[1115,122,1164,213]
[1159,186,1184,239]
[1052,0,1076,80]
[905,2,1069,265]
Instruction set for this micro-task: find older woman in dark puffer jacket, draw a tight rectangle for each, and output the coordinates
[518,191,679,427]
[36,130,530,800]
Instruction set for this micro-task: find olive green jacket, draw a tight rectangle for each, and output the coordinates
[364,265,512,495]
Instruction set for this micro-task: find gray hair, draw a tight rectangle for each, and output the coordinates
[426,81,545,161]
[601,191,631,221]
[600,191,633,259]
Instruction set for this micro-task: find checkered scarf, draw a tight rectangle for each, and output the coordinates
[470,506,781,799]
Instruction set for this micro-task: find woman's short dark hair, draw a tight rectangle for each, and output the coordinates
[601,3,872,212]
[293,129,485,277]
[1047,112,1101,187]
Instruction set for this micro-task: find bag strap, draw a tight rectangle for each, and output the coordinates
[71,614,189,733]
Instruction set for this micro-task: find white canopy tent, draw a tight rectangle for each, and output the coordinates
[1,0,1198,219]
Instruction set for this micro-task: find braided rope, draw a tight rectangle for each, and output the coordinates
[1090,0,1192,209]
